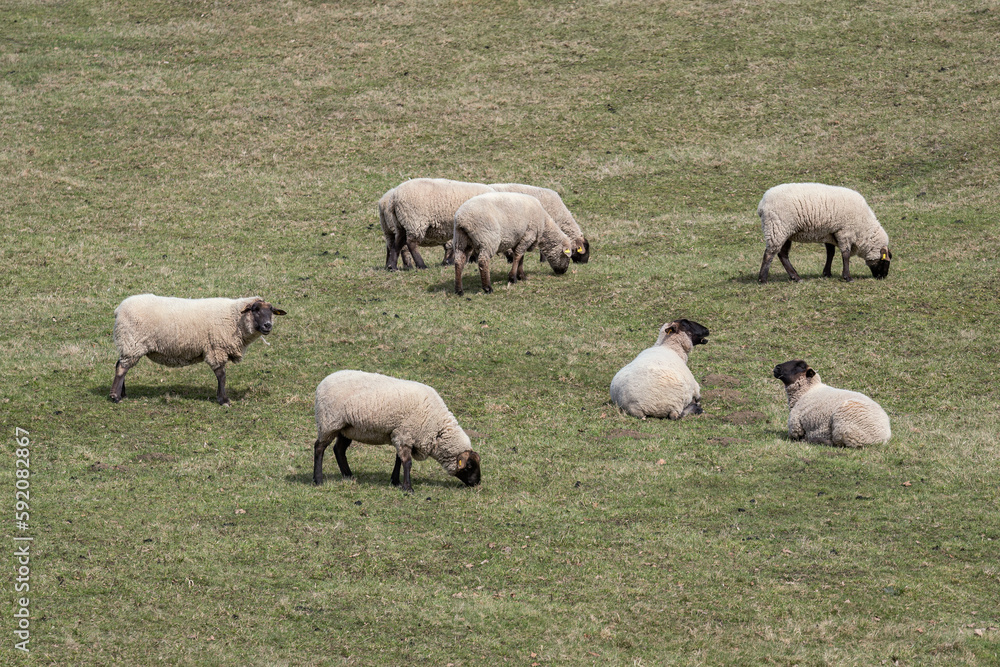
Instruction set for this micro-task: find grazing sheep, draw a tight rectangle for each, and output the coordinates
[109,294,286,406]
[772,360,891,447]
[610,319,710,419]
[313,370,481,492]
[453,192,573,295]
[757,183,892,283]
[378,178,494,270]
[489,183,590,263]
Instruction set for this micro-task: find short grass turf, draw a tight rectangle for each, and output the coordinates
[1,0,999,664]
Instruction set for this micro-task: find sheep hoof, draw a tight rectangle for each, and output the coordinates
[109,394,122,403]
[483,287,493,294]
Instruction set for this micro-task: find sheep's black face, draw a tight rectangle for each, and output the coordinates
[773,359,813,386]
[244,300,287,335]
[867,248,892,280]
[678,319,710,346]
[455,451,481,487]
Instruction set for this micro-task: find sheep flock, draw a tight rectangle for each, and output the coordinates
[105,179,897,491]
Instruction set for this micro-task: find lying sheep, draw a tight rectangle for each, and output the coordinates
[453,192,572,295]
[772,360,891,447]
[757,183,892,283]
[378,178,494,270]
[313,370,481,492]
[489,183,590,263]
[610,319,710,419]
[109,294,286,406]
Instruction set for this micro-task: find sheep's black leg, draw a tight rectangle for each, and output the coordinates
[332,434,353,479]
[405,237,427,270]
[390,455,403,487]
[837,241,853,281]
[822,243,836,277]
[109,359,130,403]
[454,247,467,295]
[776,239,801,282]
[478,256,493,294]
[758,246,779,283]
[385,240,398,271]
[399,449,414,493]
[212,365,229,405]
[313,435,334,485]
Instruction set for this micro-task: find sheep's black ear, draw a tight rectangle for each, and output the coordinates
[272,308,287,316]
[806,368,816,378]
[241,300,262,313]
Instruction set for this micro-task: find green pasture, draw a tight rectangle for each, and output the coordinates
[1,0,998,664]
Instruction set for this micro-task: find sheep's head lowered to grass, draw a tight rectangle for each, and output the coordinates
[454,450,482,487]
[866,246,892,280]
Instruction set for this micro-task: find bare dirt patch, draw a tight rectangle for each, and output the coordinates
[703,374,741,388]
[703,388,746,403]
[707,437,749,446]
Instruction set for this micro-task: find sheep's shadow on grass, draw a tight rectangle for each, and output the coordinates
[89,383,265,404]
[285,470,466,491]
[730,271,839,285]
[426,269,553,295]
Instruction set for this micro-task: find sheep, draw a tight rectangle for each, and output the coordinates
[312,370,481,492]
[378,178,494,270]
[489,183,590,263]
[452,192,573,295]
[109,294,286,406]
[772,360,891,447]
[757,183,892,283]
[609,319,710,419]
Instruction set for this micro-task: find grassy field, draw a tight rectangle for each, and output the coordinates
[2,0,999,664]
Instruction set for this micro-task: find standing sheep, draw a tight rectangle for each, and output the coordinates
[312,370,482,492]
[489,183,590,263]
[110,294,286,406]
[610,319,710,419]
[757,183,892,283]
[772,360,891,447]
[378,178,494,270]
[453,192,573,295]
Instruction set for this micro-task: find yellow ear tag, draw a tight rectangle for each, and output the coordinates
[457,457,465,469]
[577,247,584,253]
[881,252,888,260]
[564,249,571,255]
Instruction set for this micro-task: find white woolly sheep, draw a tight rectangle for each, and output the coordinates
[453,192,573,295]
[772,360,891,447]
[110,294,286,406]
[312,370,481,492]
[757,182,892,283]
[489,183,590,263]
[610,319,710,419]
[378,178,494,270]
